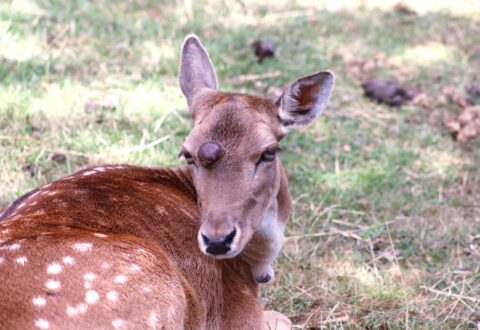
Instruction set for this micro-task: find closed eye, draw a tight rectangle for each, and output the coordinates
[179,149,196,165]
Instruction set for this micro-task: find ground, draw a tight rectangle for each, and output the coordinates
[1,0,479,328]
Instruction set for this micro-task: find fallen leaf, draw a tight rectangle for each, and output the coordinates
[442,86,472,108]
[443,106,480,143]
[466,82,480,104]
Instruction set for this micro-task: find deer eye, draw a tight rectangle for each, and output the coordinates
[258,147,280,164]
[180,149,196,165]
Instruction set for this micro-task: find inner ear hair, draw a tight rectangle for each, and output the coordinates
[278,71,335,130]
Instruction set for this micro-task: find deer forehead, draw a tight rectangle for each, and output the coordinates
[192,91,281,130]
[185,100,281,157]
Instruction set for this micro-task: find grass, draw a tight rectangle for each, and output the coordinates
[1,0,480,328]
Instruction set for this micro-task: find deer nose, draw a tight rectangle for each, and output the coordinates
[201,228,236,255]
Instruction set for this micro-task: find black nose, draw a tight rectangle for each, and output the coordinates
[201,229,236,255]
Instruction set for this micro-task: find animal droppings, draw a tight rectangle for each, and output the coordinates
[251,40,275,63]
[362,78,417,106]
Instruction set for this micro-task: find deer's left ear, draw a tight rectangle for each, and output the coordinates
[276,71,335,131]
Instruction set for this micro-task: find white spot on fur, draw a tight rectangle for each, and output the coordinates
[142,286,152,293]
[93,233,107,238]
[84,272,96,281]
[35,318,49,329]
[85,290,99,305]
[82,171,96,176]
[94,167,106,172]
[84,282,92,289]
[73,242,92,252]
[1,228,10,234]
[62,256,74,265]
[1,243,21,251]
[47,263,62,275]
[106,291,118,302]
[112,319,125,328]
[45,279,61,290]
[32,296,47,307]
[148,311,158,329]
[17,202,27,209]
[65,306,76,317]
[66,303,88,316]
[16,256,28,265]
[0,257,4,264]
[47,191,58,196]
[130,264,141,272]
[114,275,128,284]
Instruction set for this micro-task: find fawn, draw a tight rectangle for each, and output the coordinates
[0,35,334,329]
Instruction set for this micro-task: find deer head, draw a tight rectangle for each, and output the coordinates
[179,35,334,261]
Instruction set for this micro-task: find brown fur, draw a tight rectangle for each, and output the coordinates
[0,166,264,329]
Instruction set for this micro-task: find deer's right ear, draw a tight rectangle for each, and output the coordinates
[179,35,218,110]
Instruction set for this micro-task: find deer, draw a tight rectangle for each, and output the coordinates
[0,35,334,329]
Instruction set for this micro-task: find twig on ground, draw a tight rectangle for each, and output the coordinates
[285,228,365,242]
[420,286,479,303]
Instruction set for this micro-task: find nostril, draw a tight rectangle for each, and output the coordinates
[224,228,236,245]
[201,233,210,245]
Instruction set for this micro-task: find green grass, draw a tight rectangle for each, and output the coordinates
[1,0,480,328]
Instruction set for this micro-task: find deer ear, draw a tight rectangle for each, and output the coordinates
[276,71,335,131]
[179,35,218,108]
